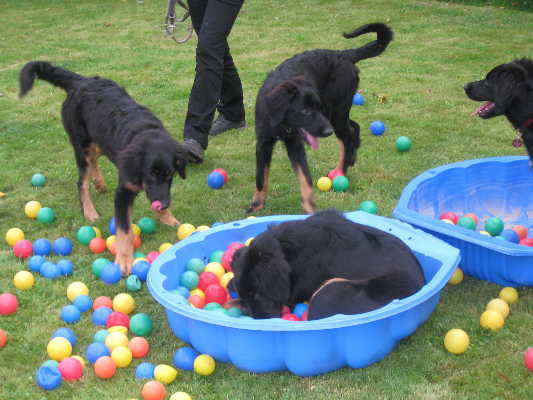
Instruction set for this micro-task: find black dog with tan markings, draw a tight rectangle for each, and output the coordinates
[247,23,393,215]
[227,210,426,320]
[19,61,188,274]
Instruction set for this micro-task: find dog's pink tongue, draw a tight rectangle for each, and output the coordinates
[470,102,493,116]
[305,131,319,150]
[151,200,162,212]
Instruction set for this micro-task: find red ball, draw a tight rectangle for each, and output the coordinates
[94,356,116,379]
[463,213,479,225]
[133,234,141,250]
[204,284,227,305]
[198,272,220,292]
[128,337,150,358]
[282,305,291,316]
[301,310,308,321]
[188,295,206,309]
[89,237,107,254]
[13,239,33,259]
[525,348,533,371]
[440,211,459,225]
[221,250,236,271]
[519,238,533,247]
[226,242,244,252]
[146,251,160,264]
[109,241,117,257]
[106,311,130,329]
[58,357,83,381]
[142,380,166,400]
[0,329,6,348]
[281,313,300,321]
[213,168,228,184]
[0,293,18,315]
[93,296,113,310]
[327,169,344,181]
[512,225,528,241]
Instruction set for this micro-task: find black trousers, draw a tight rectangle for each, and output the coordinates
[183,0,246,149]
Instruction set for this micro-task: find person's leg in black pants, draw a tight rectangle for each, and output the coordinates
[182,0,246,163]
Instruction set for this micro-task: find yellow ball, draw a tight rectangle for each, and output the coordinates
[67,282,89,302]
[486,298,510,319]
[134,257,148,265]
[154,364,178,384]
[189,288,205,300]
[205,262,225,279]
[480,309,505,331]
[480,231,491,236]
[441,219,454,225]
[106,235,117,250]
[170,393,192,400]
[71,355,85,370]
[177,223,196,240]
[47,337,72,361]
[220,272,234,290]
[105,332,129,352]
[317,177,332,192]
[108,326,128,335]
[6,228,24,246]
[444,329,469,354]
[111,345,133,368]
[448,267,463,285]
[159,243,173,253]
[499,287,519,304]
[25,201,42,218]
[93,227,102,238]
[194,354,215,376]
[113,293,135,315]
[246,216,256,219]
[245,237,254,246]
[132,224,141,236]
[195,225,210,232]
[14,271,34,291]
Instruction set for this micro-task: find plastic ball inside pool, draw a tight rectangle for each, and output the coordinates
[500,229,519,244]
[173,347,197,371]
[444,329,469,354]
[101,263,122,285]
[47,337,72,361]
[180,271,199,290]
[13,239,33,259]
[33,238,52,256]
[53,327,76,347]
[486,298,510,319]
[499,287,519,304]
[439,212,458,225]
[520,238,533,247]
[25,200,42,218]
[136,362,156,380]
[370,120,386,135]
[177,223,196,240]
[86,341,111,364]
[130,313,153,336]
[359,200,378,214]
[448,267,463,285]
[207,171,224,189]
[457,216,476,231]
[31,173,46,187]
[5,228,24,246]
[186,258,205,275]
[138,217,156,234]
[484,217,504,236]
[352,93,364,105]
[395,136,411,152]
[512,225,528,241]
[14,271,34,291]
[53,238,72,256]
[194,354,216,376]
[479,309,504,331]
[37,207,55,224]
[36,366,62,391]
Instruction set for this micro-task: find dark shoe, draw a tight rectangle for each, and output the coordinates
[181,139,204,164]
[209,114,246,136]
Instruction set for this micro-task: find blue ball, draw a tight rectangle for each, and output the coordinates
[135,362,156,380]
[352,93,364,106]
[370,120,386,136]
[92,306,113,326]
[73,294,92,312]
[85,342,110,364]
[94,330,111,343]
[292,303,309,319]
[61,304,81,324]
[53,238,72,256]
[36,366,62,391]
[211,221,224,228]
[39,261,55,277]
[29,255,46,272]
[33,239,52,256]
[207,171,224,189]
[500,229,520,244]
[52,327,76,347]
[109,216,116,236]
[229,290,239,299]
[56,259,73,276]
[100,263,122,285]
[173,347,197,371]
[132,260,151,281]
[43,264,62,280]
[175,286,190,298]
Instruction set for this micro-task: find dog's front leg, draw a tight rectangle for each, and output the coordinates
[247,140,274,214]
[114,185,137,275]
[286,140,315,214]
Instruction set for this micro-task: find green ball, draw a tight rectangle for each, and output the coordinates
[359,200,378,214]
[212,308,232,317]
[126,275,142,292]
[129,313,153,336]
[31,173,46,187]
[208,250,224,263]
[204,302,224,311]
[457,216,476,231]
[186,258,205,275]
[485,217,504,236]
[77,226,96,245]
[92,258,111,278]
[137,217,156,234]
[395,136,412,152]
[332,176,349,192]
[228,307,243,318]
[133,252,146,259]
[37,207,55,223]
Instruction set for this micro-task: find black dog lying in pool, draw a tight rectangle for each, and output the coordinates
[226,210,426,320]
[464,58,533,167]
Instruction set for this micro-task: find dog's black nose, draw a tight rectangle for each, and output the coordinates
[463,83,471,91]
[323,125,334,137]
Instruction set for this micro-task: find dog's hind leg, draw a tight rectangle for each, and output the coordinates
[114,184,138,275]
[285,138,315,214]
[155,208,181,227]
[247,139,275,214]
[335,119,360,173]
[88,143,107,193]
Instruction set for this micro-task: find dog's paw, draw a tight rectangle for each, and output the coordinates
[84,210,100,222]
[156,209,181,227]
[94,182,107,193]
[115,253,133,276]
[246,202,264,214]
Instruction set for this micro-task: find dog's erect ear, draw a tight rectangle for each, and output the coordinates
[117,143,145,186]
[174,143,188,179]
[264,80,299,127]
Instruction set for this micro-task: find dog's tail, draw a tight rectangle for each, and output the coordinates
[341,23,393,64]
[19,61,83,98]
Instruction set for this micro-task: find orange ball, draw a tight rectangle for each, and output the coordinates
[110,240,117,256]
[89,237,107,254]
[94,356,117,379]
[463,213,478,225]
[188,295,206,309]
[142,380,166,400]
[0,329,6,348]
[93,296,113,310]
[512,225,528,241]
[133,234,141,250]
[128,337,150,358]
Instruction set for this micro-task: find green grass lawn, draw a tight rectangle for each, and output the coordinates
[1,0,533,398]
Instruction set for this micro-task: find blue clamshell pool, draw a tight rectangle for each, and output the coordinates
[148,211,460,377]
[393,156,533,288]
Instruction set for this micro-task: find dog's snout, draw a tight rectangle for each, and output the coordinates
[323,125,334,137]
[463,83,471,92]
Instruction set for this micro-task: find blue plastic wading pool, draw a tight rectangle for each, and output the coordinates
[148,211,460,377]
[393,156,533,288]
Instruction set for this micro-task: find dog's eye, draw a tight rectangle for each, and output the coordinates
[166,170,171,177]
[301,108,310,114]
